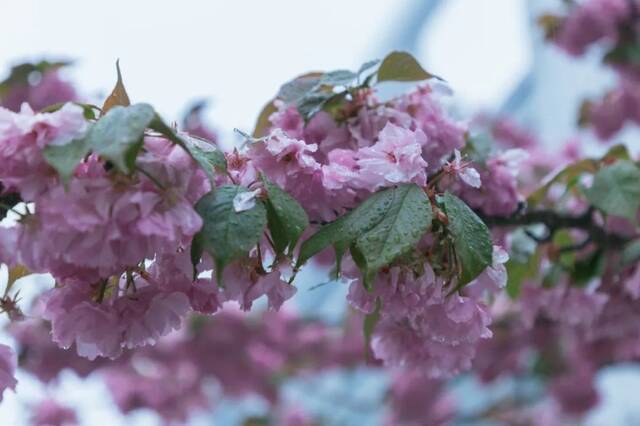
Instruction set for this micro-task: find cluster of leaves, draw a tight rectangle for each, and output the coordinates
[506,145,640,297]
[42,63,226,186]
[253,51,439,137]
[192,177,309,283]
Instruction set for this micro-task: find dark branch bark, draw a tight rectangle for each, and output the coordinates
[477,204,629,249]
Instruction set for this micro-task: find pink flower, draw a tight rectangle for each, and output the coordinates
[519,284,609,329]
[221,262,296,311]
[587,81,640,140]
[459,149,527,216]
[31,399,78,426]
[550,368,600,416]
[8,319,105,382]
[0,103,87,200]
[41,276,193,359]
[0,226,18,267]
[321,149,359,191]
[354,123,428,191]
[349,266,492,377]
[555,0,629,56]
[385,371,455,426]
[117,290,191,350]
[15,138,206,282]
[0,344,17,401]
[392,85,467,170]
[1,70,78,112]
[248,129,320,188]
[443,149,481,188]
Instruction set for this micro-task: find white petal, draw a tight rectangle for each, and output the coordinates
[233,190,260,212]
[460,168,482,188]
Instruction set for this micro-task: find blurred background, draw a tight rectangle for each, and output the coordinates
[1,0,639,424]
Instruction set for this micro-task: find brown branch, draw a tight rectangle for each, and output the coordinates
[477,204,629,250]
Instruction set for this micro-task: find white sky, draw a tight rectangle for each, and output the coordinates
[0,0,531,140]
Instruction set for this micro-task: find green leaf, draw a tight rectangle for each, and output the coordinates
[351,184,432,288]
[605,42,640,66]
[194,185,267,283]
[102,60,131,114]
[569,250,604,286]
[277,73,323,103]
[42,137,89,186]
[505,252,541,299]
[297,92,335,122]
[261,176,309,256]
[441,192,493,287]
[585,160,640,221]
[297,186,399,267]
[85,103,155,174]
[528,159,598,205]
[179,136,226,184]
[320,70,357,86]
[297,184,431,287]
[377,51,437,83]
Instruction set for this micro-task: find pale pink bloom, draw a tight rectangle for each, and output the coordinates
[392,85,467,170]
[268,101,304,140]
[444,149,481,188]
[31,399,78,426]
[41,277,193,359]
[385,371,455,426]
[555,0,629,56]
[8,319,104,383]
[349,265,492,377]
[321,149,359,191]
[1,70,78,113]
[519,284,609,329]
[248,129,320,188]
[0,344,16,401]
[118,291,191,350]
[0,226,18,267]
[492,117,538,148]
[103,361,208,422]
[221,264,296,311]
[458,149,527,216]
[550,368,600,416]
[355,123,428,191]
[15,138,206,282]
[0,103,87,200]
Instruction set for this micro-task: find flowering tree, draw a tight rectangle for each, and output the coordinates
[1,1,640,424]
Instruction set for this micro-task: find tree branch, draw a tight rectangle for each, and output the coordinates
[477,204,629,249]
